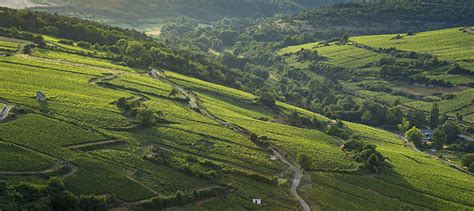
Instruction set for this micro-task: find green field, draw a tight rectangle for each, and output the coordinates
[351,27,474,64]
[1,30,473,210]
[279,42,384,69]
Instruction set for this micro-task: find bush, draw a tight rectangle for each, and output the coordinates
[297,153,313,170]
[342,139,387,174]
[258,92,276,108]
[461,154,474,168]
[406,127,423,147]
[58,39,74,45]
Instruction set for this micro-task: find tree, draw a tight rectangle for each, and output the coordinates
[398,117,411,133]
[22,44,33,54]
[327,125,341,137]
[406,127,423,147]
[139,52,153,68]
[125,41,145,58]
[440,122,460,144]
[361,110,376,125]
[387,107,404,126]
[408,110,426,128]
[429,103,439,128]
[79,195,107,211]
[33,35,46,48]
[258,92,276,108]
[462,154,474,168]
[297,153,312,170]
[136,108,155,127]
[431,129,447,149]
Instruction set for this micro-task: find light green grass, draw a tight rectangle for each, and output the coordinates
[279,43,384,69]
[0,114,105,159]
[351,27,474,66]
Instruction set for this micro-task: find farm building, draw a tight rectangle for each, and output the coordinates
[252,198,262,205]
[420,129,434,142]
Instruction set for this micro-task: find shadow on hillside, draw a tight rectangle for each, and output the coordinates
[38,101,50,114]
[314,165,471,210]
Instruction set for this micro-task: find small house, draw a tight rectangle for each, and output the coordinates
[36,91,46,102]
[252,198,262,205]
[420,129,434,142]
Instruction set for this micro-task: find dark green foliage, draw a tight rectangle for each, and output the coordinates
[461,154,474,173]
[431,129,447,150]
[146,148,222,180]
[140,185,229,210]
[39,0,350,22]
[116,97,159,127]
[439,121,460,144]
[294,1,474,38]
[342,139,387,174]
[287,112,323,129]
[430,103,440,129]
[136,108,155,127]
[297,153,313,170]
[406,127,423,147]
[447,64,474,76]
[258,91,276,108]
[0,178,106,210]
[79,195,107,211]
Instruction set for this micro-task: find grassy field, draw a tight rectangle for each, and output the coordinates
[351,27,474,65]
[279,42,384,69]
[166,64,474,209]
[1,32,473,210]
[279,27,474,124]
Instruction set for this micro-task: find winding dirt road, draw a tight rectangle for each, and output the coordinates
[0,101,12,121]
[150,69,311,211]
[271,147,311,211]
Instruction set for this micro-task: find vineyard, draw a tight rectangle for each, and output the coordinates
[0,29,473,210]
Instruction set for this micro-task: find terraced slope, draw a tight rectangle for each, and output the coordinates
[351,27,474,68]
[278,27,474,125]
[0,34,473,210]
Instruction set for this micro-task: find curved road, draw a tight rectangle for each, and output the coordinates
[272,148,311,211]
[0,101,12,121]
[151,69,311,211]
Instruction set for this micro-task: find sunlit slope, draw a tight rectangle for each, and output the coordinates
[351,27,474,70]
[0,37,294,208]
[166,70,474,209]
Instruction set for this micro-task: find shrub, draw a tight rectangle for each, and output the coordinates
[406,127,423,147]
[297,153,313,170]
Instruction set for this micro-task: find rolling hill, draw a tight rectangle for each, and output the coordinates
[0,7,473,210]
[24,0,351,23]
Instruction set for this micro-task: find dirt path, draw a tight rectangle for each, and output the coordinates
[0,100,12,121]
[65,139,127,151]
[398,133,420,152]
[150,69,311,210]
[397,132,473,176]
[0,160,78,178]
[271,147,311,211]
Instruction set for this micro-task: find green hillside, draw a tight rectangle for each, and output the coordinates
[0,25,473,209]
[28,0,350,25]
[278,27,474,124]
[0,3,474,210]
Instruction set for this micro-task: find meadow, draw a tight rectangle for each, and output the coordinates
[351,27,474,65]
[279,42,384,69]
